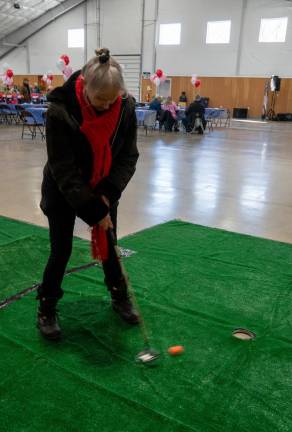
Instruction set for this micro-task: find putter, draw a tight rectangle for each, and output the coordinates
[108,228,160,364]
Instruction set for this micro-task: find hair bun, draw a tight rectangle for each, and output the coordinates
[95,48,110,64]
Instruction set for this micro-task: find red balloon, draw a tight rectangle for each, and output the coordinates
[156,69,163,78]
[61,54,70,66]
[195,79,201,88]
[6,69,13,78]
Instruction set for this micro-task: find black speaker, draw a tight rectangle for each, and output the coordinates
[271,75,281,92]
[233,108,248,119]
[276,113,292,121]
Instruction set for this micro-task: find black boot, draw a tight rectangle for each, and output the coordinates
[36,295,61,340]
[108,279,140,325]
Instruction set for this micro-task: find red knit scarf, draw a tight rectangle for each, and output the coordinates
[75,74,122,261]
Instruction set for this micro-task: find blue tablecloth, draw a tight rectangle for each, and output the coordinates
[25,107,47,124]
[205,108,226,118]
[22,103,47,109]
[135,109,156,126]
[177,107,226,120]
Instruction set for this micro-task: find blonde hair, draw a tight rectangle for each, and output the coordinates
[82,48,125,97]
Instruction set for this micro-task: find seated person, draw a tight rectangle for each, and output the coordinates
[179,91,187,103]
[32,82,41,94]
[160,97,179,131]
[149,96,162,120]
[182,95,206,134]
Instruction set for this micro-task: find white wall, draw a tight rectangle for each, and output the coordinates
[1,3,85,74]
[153,0,292,77]
[155,0,243,76]
[2,0,292,77]
[240,0,292,77]
[1,46,28,74]
[100,0,143,54]
[142,0,157,73]
[29,4,86,74]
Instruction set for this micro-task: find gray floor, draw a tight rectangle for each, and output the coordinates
[1,120,292,243]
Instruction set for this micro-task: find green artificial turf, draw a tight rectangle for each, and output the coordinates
[0,216,92,302]
[1,218,292,432]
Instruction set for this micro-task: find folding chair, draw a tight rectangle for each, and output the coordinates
[223,109,231,127]
[41,111,47,138]
[20,110,45,140]
[205,110,221,131]
[6,104,18,124]
[15,104,25,123]
[143,110,157,135]
[0,105,8,124]
[0,103,15,124]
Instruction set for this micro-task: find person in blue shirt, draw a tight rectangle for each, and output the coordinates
[149,96,162,120]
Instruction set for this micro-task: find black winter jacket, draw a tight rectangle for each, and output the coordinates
[40,71,139,226]
[185,101,205,119]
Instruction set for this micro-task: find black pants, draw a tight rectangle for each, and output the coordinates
[182,116,206,133]
[39,203,123,301]
[159,111,177,131]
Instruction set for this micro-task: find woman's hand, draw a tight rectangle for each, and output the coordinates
[98,213,113,230]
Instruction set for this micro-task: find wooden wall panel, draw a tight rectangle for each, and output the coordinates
[12,75,39,87]
[10,75,64,89]
[141,76,292,117]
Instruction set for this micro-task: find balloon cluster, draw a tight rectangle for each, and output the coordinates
[191,74,201,88]
[1,63,14,87]
[41,71,54,86]
[56,54,73,81]
[150,69,167,87]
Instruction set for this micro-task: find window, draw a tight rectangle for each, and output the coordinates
[259,17,288,43]
[206,20,231,44]
[68,28,84,48]
[159,23,181,45]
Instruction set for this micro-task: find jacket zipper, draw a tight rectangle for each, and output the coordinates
[111,106,125,148]
[101,106,125,177]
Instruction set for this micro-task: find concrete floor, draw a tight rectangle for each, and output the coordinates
[1,120,292,243]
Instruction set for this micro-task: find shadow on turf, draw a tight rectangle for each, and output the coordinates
[38,297,137,367]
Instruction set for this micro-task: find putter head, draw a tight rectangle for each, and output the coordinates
[136,348,160,365]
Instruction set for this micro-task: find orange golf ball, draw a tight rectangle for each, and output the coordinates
[168,345,184,356]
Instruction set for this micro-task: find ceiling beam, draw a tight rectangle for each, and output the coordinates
[0,0,85,60]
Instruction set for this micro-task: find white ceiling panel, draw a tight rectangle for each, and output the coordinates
[0,0,68,39]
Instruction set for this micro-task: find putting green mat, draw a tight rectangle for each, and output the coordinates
[0,216,92,302]
[1,218,292,432]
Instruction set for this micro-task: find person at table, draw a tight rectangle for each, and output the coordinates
[32,82,41,94]
[37,47,139,340]
[149,96,162,120]
[182,95,206,134]
[160,96,179,131]
[21,78,31,103]
[179,91,187,104]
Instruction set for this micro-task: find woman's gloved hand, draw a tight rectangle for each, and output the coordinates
[98,213,113,230]
[98,195,112,230]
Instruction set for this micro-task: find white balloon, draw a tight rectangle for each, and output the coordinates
[4,76,13,86]
[160,74,167,83]
[191,74,197,85]
[63,65,73,81]
[56,58,65,71]
[154,77,160,87]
